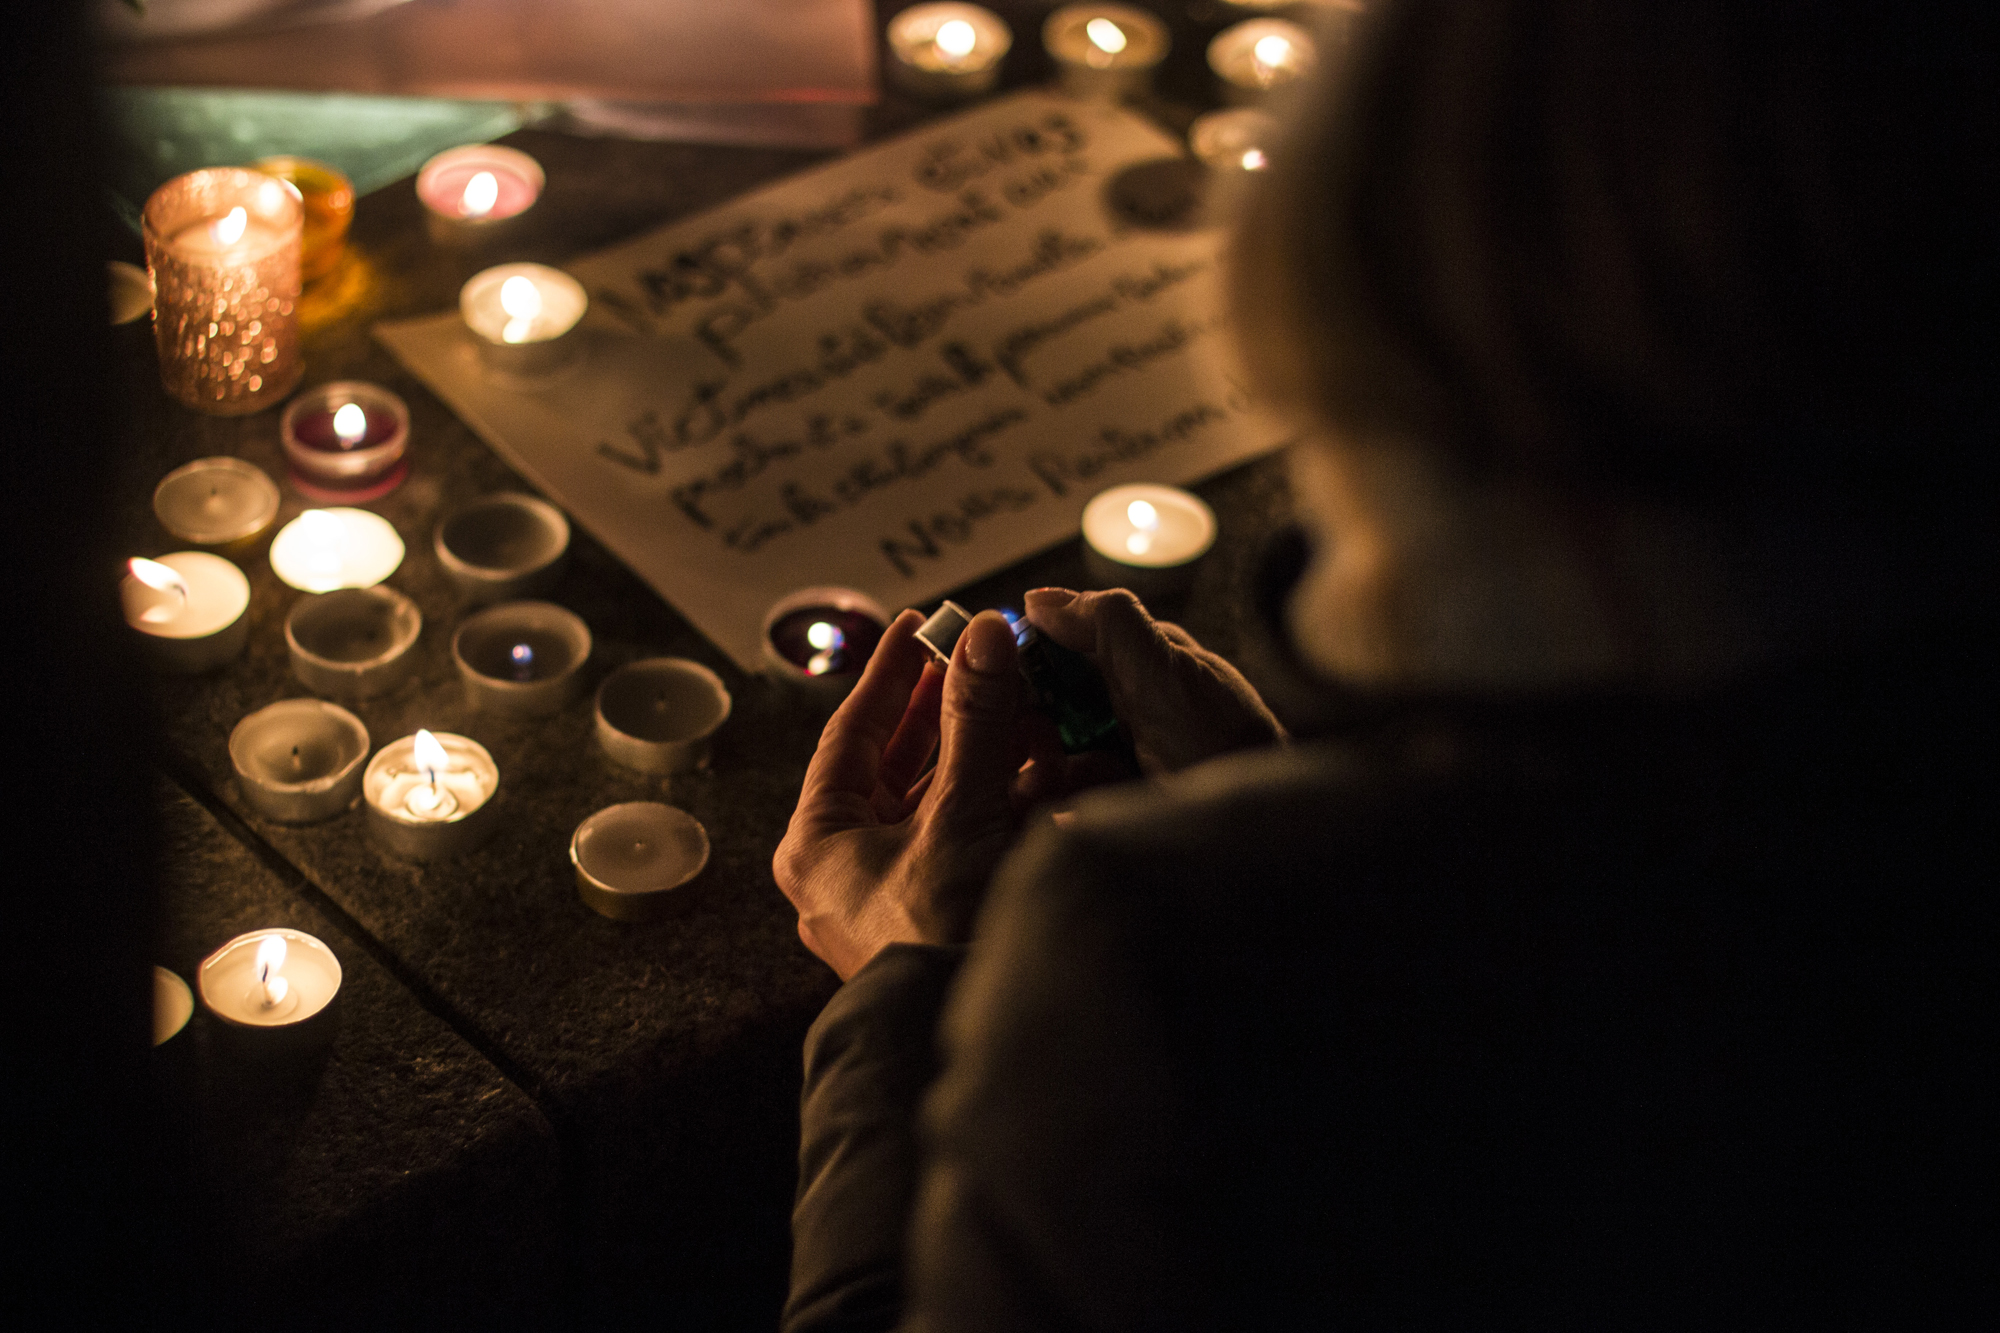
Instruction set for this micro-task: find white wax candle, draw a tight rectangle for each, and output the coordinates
[121,551,250,672]
[197,928,342,1029]
[571,801,711,921]
[268,507,406,593]
[363,730,501,861]
[1081,484,1217,568]
[152,457,280,546]
[1207,18,1317,99]
[1044,4,1171,97]
[887,3,1013,100]
[460,264,587,347]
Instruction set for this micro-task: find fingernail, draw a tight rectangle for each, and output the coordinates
[1024,587,1076,610]
[962,611,1014,674]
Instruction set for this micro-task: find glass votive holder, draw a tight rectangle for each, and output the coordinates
[1207,17,1317,103]
[121,551,251,674]
[279,381,411,503]
[460,263,588,377]
[434,492,571,604]
[416,144,544,247]
[452,600,592,717]
[152,456,280,548]
[887,3,1013,101]
[285,586,423,700]
[250,156,354,283]
[363,730,501,861]
[761,586,891,701]
[198,928,342,1040]
[571,802,711,922]
[595,658,733,776]
[228,698,370,824]
[1043,4,1171,98]
[1080,483,1217,600]
[142,167,302,415]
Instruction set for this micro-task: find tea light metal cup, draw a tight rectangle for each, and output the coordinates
[285,586,422,700]
[363,730,501,861]
[1207,17,1316,102]
[571,802,711,922]
[1044,4,1170,98]
[1080,483,1217,600]
[198,928,342,1032]
[595,658,733,775]
[152,456,280,548]
[460,263,587,377]
[434,493,571,604]
[417,144,544,247]
[121,552,251,673]
[229,698,371,824]
[452,600,592,717]
[761,586,891,700]
[887,3,1013,101]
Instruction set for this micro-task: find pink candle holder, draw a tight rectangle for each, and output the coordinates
[279,381,411,502]
[416,145,544,247]
[142,168,303,416]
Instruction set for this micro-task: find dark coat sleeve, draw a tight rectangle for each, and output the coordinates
[784,942,966,1333]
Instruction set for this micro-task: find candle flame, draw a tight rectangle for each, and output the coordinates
[461,170,500,219]
[332,402,367,446]
[255,934,289,1008]
[211,206,248,247]
[500,274,543,344]
[1127,499,1160,532]
[935,18,977,58]
[1251,34,1294,84]
[413,729,449,783]
[1241,148,1269,171]
[127,557,190,623]
[1086,18,1127,54]
[806,621,844,652]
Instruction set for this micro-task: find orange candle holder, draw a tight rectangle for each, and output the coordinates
[252,156,355,283]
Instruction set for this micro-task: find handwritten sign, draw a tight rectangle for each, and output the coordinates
[376,91,1290,672]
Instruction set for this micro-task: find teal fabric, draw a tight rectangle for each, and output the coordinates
[103,86,538,229]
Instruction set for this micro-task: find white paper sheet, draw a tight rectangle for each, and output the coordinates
[376,91,1292,672]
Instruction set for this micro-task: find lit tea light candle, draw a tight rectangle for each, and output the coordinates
[451,600,593,717]
[460,263,588,376]
[250,156,354,283]
[268,507,405,593]
[285,585,422,700]
[434,492,571,604]
[363,729,501,861]
[1208,18,1317,101]
[279,381,412,503]
[571,802,711,922]
[154,966,193,1046]
[197,928,341,1030]
[121,552,250,673]
[1080,483,1218,598]
[595,657,733,776]
[151,456,280,548]
[415,144,544,245]
[1189,106,1280,173]
[142,167,303,415]
[762,587,891,699]
[1044,4,1170,98]
[887,3,1013,101]
[229,698,372,824]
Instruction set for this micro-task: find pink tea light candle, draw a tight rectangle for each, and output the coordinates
[142,168,303,415]
[416,144,544,246]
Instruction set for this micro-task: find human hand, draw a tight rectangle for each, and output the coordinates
[774,607,1029,981]
[1024,587,1284,778]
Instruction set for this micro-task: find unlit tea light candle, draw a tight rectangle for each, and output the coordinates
[269,508,405,592]
[229,698,370,824]
[1044,4,1170,98]
[888,3,1012,100]
[364,729,500,860]
[122,552,250,673]
[595,657,733,776]
[152,456,280,547]
[142,167,302,415]
[280,381,411,503]
[461,263,588,376]
[198,928,341,1029]
[286,586,422,700]
[1208,18,1316,101]
[572,802,711,922]
[435,492,570,604]
[416,144,543,244]
[452,600,592,717]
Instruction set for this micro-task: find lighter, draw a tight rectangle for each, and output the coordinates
[914,600,1125,755]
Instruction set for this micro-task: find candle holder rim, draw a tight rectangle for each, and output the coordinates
[283,585,423,672]
[362,732,499,828]
[595,656,734,743]
[151,456,281,545]
[142,165,304,259]
[228,698,372,794]
[570,801,711,898]
[196,927,342,1028]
